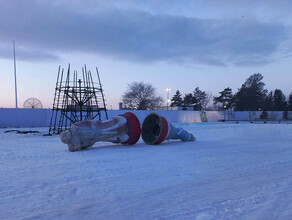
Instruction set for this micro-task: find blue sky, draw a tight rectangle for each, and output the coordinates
[0,0,292,109]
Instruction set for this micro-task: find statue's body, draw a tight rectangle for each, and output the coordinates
[61,112,195,152]
[61,112,141,151]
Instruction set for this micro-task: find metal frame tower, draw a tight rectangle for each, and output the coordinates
[48,64,108,134]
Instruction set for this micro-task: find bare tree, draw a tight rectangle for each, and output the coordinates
[122,82,163,110]
[202,92,213,110]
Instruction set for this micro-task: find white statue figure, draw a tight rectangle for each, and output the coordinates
[61,112,141,152]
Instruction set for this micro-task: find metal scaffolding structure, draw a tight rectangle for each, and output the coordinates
[48,64,108,135]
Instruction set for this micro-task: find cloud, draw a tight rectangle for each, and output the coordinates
[0,0,289,66]
[0,43,58,61]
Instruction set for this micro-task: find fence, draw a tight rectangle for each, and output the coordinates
[0,108,291,128]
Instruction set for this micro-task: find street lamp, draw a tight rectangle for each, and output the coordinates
[166,88,170,110]
[223,105,227,121]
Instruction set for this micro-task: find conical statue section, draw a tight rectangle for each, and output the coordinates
[141,113,195,145]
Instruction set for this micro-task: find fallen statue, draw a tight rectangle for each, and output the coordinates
[141,112,195,144]
[61,112,141,152]
[61,112,195,151]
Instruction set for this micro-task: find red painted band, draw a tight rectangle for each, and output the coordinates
[119,112,141,145]
[154,116,168,145]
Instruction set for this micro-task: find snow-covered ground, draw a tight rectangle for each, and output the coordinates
[0,122,292,220]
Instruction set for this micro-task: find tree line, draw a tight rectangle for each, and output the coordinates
[171,73,292,111]
[122,74,292,111]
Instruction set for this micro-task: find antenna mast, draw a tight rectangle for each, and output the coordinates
[13,40,18,108]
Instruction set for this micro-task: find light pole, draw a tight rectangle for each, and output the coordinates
[166,88,170,110]
[13,40,18,108]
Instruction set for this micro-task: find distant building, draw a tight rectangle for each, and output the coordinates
[119,102,132,110]
[119,102,123,110]
[119,103,194,111]
[170,106,194,111]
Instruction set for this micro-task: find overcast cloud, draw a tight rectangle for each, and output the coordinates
[0,0,290,66]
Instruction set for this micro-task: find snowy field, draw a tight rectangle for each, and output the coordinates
[1,122,292,220]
